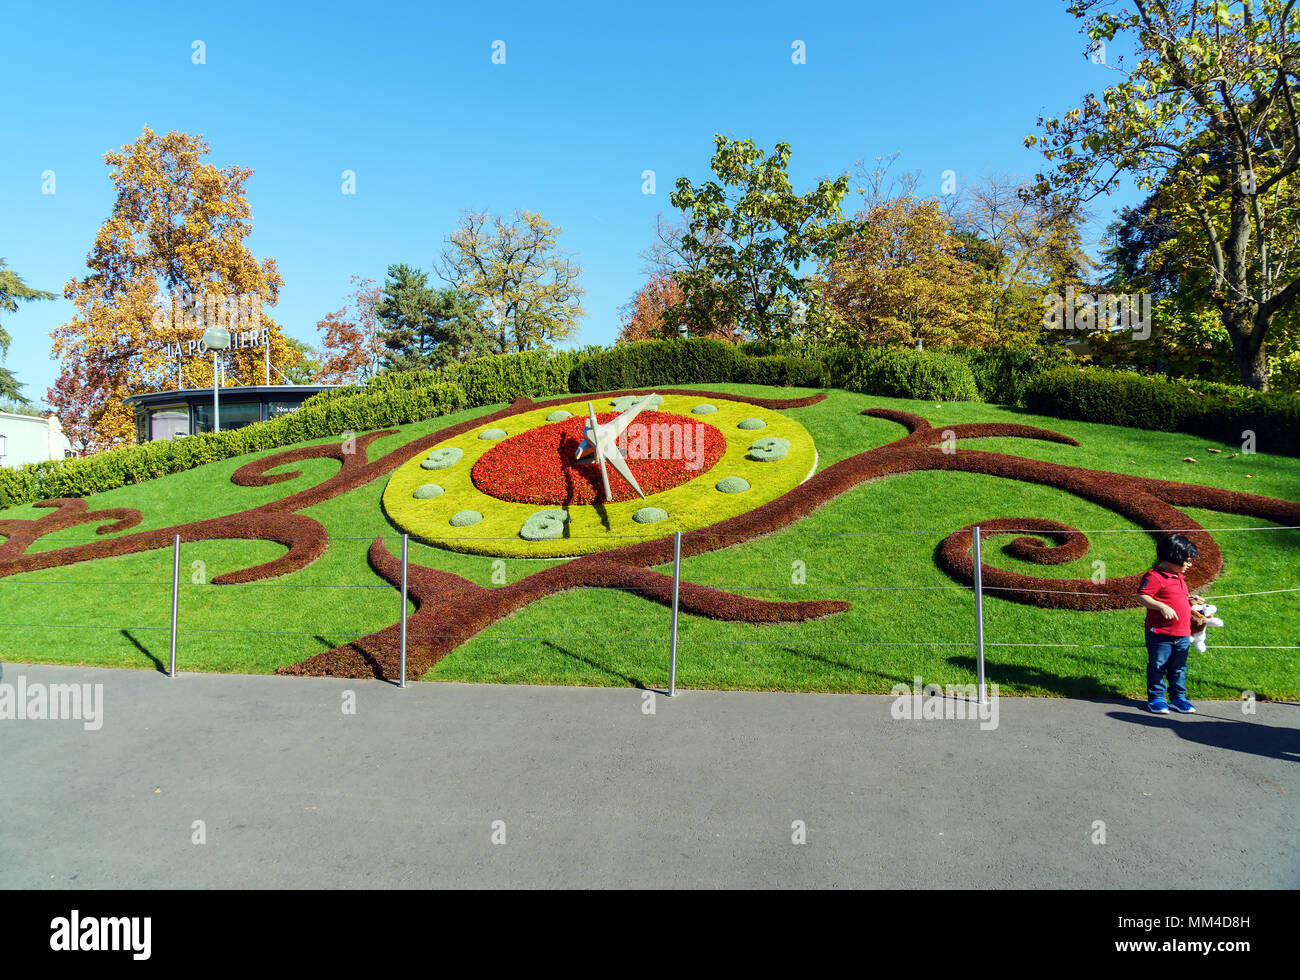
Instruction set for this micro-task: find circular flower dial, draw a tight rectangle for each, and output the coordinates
[382,392,817,557]
[471,410,727,505]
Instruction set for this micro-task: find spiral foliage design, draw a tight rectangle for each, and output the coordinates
[1,394,1297,682]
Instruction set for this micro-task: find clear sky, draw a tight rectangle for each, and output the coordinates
[1,0,1140,406]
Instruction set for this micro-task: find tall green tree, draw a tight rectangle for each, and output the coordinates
[1028,0,1300,390]
[667,136,852,341]
[438,211,584,353]
[376,264,488,371]
[0,258,57,403]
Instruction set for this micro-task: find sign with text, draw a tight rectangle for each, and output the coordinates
[165,328,268,358]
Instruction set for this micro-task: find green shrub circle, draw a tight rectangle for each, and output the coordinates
[716,476,750,493]
[478,428,508,440]
[747,437,790,461]
[450,510,484,527]
[422,447,464,470]
[691,404,718,414]
[737,417,766,430]
[546,410,573,422]
[412,484,444,499]
[633,506,669,524]
[520,508,569,541]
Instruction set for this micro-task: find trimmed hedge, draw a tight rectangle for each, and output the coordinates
[823,347,981,402]
[567,338,828,391]
[956,345,1065,406]
[1023,367,1300,454]
[0,382,466,508]
[568,338,746,391]
[7,338,1294,511]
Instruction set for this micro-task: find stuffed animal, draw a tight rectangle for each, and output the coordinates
[1190,602,1224,653]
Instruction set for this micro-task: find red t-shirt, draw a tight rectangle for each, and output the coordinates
[1139,565,1191,636]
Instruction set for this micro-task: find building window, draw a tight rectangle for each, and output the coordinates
[149,407,190,441]
[266,400,303,418]
[192,400,262,433]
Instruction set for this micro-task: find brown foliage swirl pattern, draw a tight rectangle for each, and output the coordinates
[2,392,1297,681]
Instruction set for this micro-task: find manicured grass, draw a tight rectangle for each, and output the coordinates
[2,384,1297,699]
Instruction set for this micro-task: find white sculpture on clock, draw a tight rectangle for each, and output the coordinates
[574,392,658,501]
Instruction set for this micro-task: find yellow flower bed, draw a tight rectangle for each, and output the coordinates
[381,392,818,557]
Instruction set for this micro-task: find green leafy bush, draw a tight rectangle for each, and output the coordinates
[734,354,829,387]
[957,345,1066,406]
[1023,367,1300,454]
[0,382,467,508]
[569,338,746,391]
[824,347,980,402]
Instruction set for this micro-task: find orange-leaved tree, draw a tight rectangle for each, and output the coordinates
[49,128,296,452]
[315,276,384,384]
[821,196,993,350]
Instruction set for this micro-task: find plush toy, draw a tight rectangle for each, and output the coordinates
[1190,602,1224,653]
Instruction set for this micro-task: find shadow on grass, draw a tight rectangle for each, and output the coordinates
[1106,709,1300,763]
[120,630,167,675]
[947,654,1125,699]
[781,647,911,689]
[541,641,648,690]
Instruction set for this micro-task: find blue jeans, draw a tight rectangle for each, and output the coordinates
[1146,632,1190,703]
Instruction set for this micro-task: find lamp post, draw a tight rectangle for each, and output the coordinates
[203,325,231,432]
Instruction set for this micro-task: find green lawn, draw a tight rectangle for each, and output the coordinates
[3,383,1297,699]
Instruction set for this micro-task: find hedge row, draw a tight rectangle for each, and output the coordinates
[0,382,466,507]
[1023,367,1300,453]
[312,349,594,409]
[821,347,979,402]
[5,339,1296,510]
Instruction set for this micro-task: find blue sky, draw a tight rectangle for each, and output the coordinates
[1,0,1139,406]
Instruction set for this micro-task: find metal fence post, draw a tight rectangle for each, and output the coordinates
[169,534,180,678]
[669,531,681,696]
[973,525,986,705]
[399,534,409,689]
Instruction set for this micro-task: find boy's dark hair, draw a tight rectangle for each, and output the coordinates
[1157,533,1200,564]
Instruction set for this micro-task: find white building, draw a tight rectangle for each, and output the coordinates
[0,412,74,468]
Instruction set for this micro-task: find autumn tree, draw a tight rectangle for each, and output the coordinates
[619,214,741,342]
[438,210,584,353]
[376,264,489,372]
[0,258,56,403]
[1102,177,1300,386]
[617,274,692,343]
[667,136,852,341]
[949,174,1094,344]
[822,196,993,350]
[48,128,298,450]
[1028,0,1300,390]
[315,275,384,384]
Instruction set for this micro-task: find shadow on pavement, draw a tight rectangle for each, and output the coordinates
[1107,708,1300,762]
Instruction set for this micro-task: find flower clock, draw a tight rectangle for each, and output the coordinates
[381,391,819,557]
[2,385,1298,683]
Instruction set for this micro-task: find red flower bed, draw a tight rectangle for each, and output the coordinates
[471,411,726,505]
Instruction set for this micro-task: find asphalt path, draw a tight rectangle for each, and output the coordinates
[2,663,1295,888]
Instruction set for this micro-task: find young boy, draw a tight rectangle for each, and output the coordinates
[1136,533,1203,714]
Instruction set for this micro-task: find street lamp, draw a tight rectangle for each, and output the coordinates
[203,325,231,432]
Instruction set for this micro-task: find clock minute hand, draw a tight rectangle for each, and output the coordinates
[587,401,611,501]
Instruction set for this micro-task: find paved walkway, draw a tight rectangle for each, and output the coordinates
[2,663,1295,888]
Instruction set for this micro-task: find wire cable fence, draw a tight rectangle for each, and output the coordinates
[3,525,1297,692]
